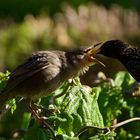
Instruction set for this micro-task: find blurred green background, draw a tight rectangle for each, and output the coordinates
[0,0,140,139]
[0,0,140,71]
[0,0,140,85]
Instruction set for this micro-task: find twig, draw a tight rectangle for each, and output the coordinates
[26,99,56,138]
[75,117,140,137]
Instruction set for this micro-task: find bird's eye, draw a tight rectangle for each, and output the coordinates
[83,49,89,53]
[76,50,85,59]
[76,54,84,60]
[83,47,92,53]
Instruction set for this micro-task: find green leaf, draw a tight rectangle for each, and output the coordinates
[24,127,50,140]
[56,134,79,140]
[46,78,104,137]
[0,137,6,140]
[114,71,135,88]
[0,71,10,92]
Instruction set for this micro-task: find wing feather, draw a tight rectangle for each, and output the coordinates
[4,51,50,92]
[125,57,140,82]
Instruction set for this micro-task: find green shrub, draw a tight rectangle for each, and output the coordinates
[0,71,140,140]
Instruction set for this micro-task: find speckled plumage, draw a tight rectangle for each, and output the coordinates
[97,40,140,82]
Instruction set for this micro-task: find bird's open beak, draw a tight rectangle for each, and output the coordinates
[90,56,105,67]
[85,42,105,67]
[92,42,103,53]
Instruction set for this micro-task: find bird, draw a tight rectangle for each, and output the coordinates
[94,39,140,82]
[0,46,104,109]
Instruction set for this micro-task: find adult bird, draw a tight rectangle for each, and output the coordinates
[94,40,140,82]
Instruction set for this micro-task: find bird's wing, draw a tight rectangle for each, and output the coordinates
[129,64,140,82]
[4,52,50,92]
[125,57,140,82]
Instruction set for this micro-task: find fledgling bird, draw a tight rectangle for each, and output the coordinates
[0,46,103,109]
[95,40,140,82]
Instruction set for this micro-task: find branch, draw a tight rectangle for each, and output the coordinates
[75,117,140,137]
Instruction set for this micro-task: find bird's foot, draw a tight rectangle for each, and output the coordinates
[26,99,56,138]
[31,110,55,138]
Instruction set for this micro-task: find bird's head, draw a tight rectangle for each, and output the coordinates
[95,40,127,58]
[66,45,105,68]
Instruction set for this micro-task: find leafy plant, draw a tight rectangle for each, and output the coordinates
[0,71,140,140]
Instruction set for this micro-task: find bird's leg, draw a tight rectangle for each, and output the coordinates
[25,98,55,138]
[33,103,54,116]
[26,98,41,120]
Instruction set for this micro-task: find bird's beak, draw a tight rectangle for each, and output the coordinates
[85,42,103,54]
[90,56,106,67]
[85,42,105,67]
[92,42,103,53]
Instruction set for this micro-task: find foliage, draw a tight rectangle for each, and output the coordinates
[0,71,140,140]
[0,0,140,20]
[0,71,10,92]
[0,2,140,140]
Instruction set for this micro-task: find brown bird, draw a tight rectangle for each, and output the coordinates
[94,40,140,82]
[0,46,104,109]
